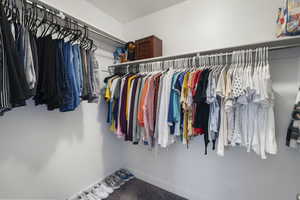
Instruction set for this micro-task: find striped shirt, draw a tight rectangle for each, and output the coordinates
[0,28,11,116]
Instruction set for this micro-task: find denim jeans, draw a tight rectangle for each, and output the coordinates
[73,45,83,97]
[59,41,77,112]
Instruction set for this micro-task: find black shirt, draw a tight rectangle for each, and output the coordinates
[193,69,211,154]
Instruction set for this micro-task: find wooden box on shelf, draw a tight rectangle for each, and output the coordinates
[135,35,162,60]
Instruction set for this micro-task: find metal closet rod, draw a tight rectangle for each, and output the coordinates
[24,0,126,45]
[108,36,300,69]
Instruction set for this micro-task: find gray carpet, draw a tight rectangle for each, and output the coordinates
[107,179,187,200]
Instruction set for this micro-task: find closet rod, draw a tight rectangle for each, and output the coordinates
[108,36,300,68]
[25,0,126,46]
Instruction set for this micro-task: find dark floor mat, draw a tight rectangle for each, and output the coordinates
[107,179,187,200]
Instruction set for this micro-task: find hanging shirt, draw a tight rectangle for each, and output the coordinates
[0,26,11,115]
[138,77,150,127]
[193,69,211,154]
[127,77,139,141]
[216,68,228,156]
[133,77,143,144]
[144,74,157,146]
[157,69,175,148]
[0,10,31,107]
[168,72,181,135]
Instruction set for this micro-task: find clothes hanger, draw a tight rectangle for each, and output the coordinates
[210,54,216,73]
[247,49,253,89]
[237,50,243,77]
[233,50,239,75]
[27,3,35,30]
[10,0,20,25]
[91,42,98,52]
[200,55,205,69]
[57,17,66,39]
[57,17,69,40]
[83,26,90,49]
[41,11,53,37]
[79,26,88,48]
[203,55,210,70]
[2,0,11,20]
[263,47,268,79]
[202,55,206,69]
[212,53,221,74]
[258,48,262,72]
[68,19,81,43]
[219,52,228,76]
[229,51,236,76]
[61,18,74,41]
[39,9,51,37]
[213,54,220,73]
[27,2,36,31]
[46,12,58,36]
[44,10,57,36]
[208,55,212,69]
[203,55,207,69]
[49,14,61,38]
[265,47,269,69]
[69,21,82,44]
[21,0,26,26]
[33,5,45,36]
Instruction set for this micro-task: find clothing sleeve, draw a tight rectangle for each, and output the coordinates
[193,72,204,103]
[167,74,176,126]
[144,76,156,138]
[138,78,148,127]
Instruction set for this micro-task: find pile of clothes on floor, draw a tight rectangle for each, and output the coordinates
[69,169,135,200]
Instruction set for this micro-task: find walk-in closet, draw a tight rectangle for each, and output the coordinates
[0,0,300,200]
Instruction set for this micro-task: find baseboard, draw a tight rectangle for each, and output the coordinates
[0,199,56,200]
[128,168,191,199]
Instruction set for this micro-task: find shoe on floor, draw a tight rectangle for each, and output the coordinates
[99,183,113,194]
[119,169,135,180]
[104,175,121,190]
[86,193,100,200]
[110,174,125,186]
[93,187,109,199]
[114,170,130,182]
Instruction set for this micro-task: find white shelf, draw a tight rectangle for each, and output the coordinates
[108,36,300,68]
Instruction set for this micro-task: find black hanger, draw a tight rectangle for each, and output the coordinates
[45,10,56,35]
[21,0,26,26]
[80,26,90,49]
[41,10,52,37]
[57,18,65,39]
[28,2,37,31]
[26,3,35,28]
[23,2,33,28]
[35,6,47,35]
[58,17,70,39]
[30,3,40,35]
[91,41,98,52]
[3,0,12,19]
[11,0,20,25]
[71,21,83,44]
[68,20,77,42]
[63,18,75,40]
[31,3,40,33]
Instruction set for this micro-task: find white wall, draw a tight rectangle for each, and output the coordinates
[0,1,124,200]
[124,0,282,56]
[0,52,122,200]
[121,0,300,200]
[2,0,300,200]
[40,0,125,41]
[123,50,300,200]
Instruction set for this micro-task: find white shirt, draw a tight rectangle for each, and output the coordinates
[157,70,175,148]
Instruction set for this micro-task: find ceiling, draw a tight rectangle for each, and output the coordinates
[86,0,186,23]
